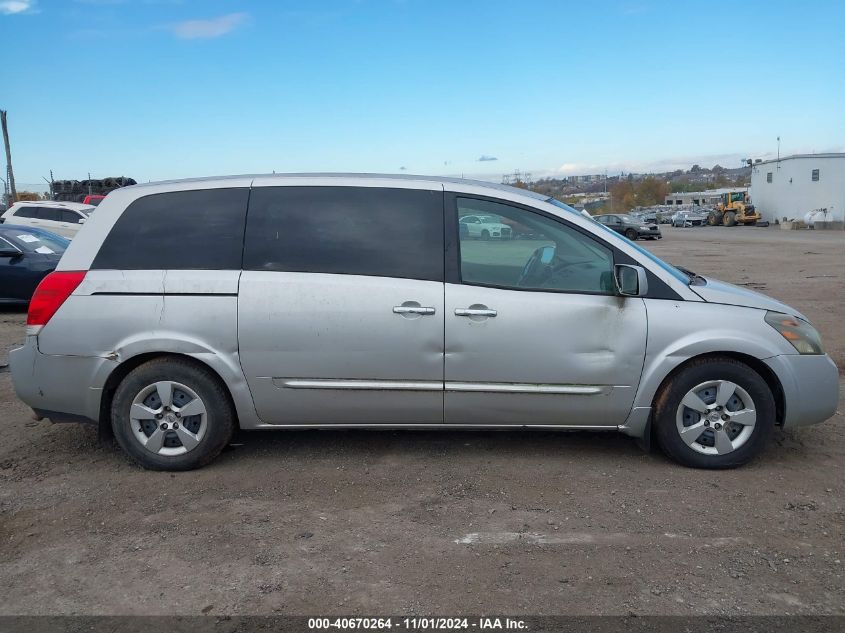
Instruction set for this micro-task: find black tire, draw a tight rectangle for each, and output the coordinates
[481,229,490,241]
[653,357,775,469]
[724,211,737,227]
[111,358,236,471]
[707,212,723,226]
[625,228,638,240]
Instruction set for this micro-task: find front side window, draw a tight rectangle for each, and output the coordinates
[243,186,444,282]
[455,197,615,295]
[92,188,249,270]
[13,206,37,219]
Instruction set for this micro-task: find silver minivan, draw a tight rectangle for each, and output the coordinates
[10,174,839,470]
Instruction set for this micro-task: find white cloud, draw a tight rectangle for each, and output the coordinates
[170,12,248,39]
[0,0,34,15]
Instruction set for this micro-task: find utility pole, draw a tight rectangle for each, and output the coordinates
[1,110,17,204]
[43,176,53,200]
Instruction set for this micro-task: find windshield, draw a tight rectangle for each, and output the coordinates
[544,197,580,215]
[3,229,69,254]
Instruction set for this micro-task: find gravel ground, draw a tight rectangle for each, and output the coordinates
[0,226,842,616]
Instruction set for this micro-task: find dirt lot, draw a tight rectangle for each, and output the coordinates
[0,226,843,616]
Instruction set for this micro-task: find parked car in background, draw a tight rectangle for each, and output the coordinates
[0,226,68,304]
[672,209,708,227]
[9,174,838,471]
[636,212,658,224]
[83,194,106,206]
[593,213,662,240]
[459,214,512,240]
[1,201,95,238]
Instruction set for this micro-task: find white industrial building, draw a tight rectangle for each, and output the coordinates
[664,187,747,207]
[750,153,845,228]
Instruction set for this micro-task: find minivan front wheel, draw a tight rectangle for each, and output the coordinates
[653,357,775,468]
[111,358,236,470]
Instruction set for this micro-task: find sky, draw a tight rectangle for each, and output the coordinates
[2,0,844,189]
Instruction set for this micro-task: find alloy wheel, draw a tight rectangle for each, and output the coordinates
[129,381,208,456]
[675,380,757,456]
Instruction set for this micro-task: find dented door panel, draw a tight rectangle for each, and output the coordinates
[444,283,647,426]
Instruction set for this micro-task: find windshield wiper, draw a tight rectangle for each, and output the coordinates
[675,265,706,286]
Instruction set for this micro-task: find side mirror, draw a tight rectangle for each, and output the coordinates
[614,264,648,297]
[78,218,87,224]
[0,248,23,258]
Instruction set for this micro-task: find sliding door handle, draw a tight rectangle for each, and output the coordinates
[455,308,497,317]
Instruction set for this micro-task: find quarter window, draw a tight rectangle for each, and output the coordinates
[455,198,615,295]
[92,188,249,270]
[243,186,444,281]
[61,210,83,223]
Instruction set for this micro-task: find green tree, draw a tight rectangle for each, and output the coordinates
[635,177,669,207]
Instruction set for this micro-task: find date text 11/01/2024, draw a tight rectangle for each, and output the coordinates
[308,617,528,630]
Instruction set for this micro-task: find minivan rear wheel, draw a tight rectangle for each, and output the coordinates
[111,358,236,470]
[653,357,775,469]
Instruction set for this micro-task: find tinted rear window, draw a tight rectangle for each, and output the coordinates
[92,188,249,270]
[243,186,444,281]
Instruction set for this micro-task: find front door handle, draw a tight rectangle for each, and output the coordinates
[455,308,497,317]
[393,300,436,316]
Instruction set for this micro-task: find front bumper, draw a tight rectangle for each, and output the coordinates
[764,353,840,428]
[637,227,662,237]
[10,336,117,423]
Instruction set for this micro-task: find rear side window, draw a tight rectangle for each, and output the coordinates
[36,207,62,221]
[243,186,444,281]
[92,188,249,270]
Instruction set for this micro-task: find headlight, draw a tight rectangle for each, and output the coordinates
[765,311,825,354]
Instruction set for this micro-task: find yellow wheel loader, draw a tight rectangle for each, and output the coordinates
[707,191,761,226]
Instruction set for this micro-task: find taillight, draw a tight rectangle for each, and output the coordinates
[27,271,86,334]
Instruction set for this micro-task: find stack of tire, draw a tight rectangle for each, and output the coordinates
[52,177,137,203]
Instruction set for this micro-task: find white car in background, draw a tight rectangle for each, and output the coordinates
[459,214,512,240]
[1,201,95,238]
